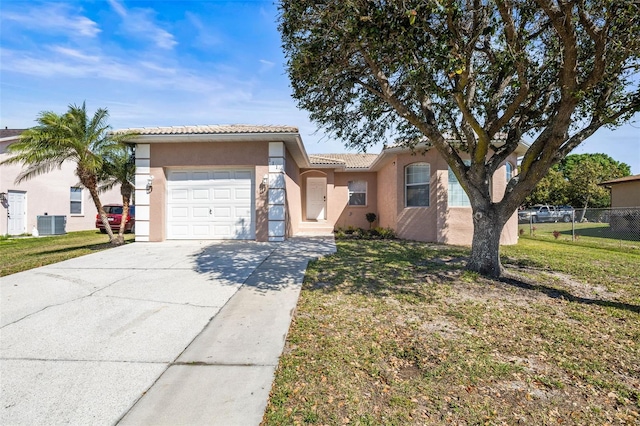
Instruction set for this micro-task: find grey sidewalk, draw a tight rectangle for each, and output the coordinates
[1,237,335,426]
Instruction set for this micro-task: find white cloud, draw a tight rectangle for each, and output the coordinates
[107,0,127,18]
[50,46,100,63]
[107,0,177,50]
[185,12,222,47]
[1,3,100,38]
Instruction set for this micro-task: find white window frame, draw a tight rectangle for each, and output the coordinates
[70,187,83,215]
[347,180,367,206]
[506,162,514,182]
[448,161,471,207]
[405,163,430,207]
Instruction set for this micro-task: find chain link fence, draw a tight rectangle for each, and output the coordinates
[518,207,640,249]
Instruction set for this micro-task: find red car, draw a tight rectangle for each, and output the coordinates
[96,204,135,233]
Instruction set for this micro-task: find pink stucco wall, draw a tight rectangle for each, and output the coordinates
[1,140,122,235]
[392,150,446,242]
[333,172,378,229]
[139,139,519,245]
[375,150,519,245]
[376,157,398,230]
[147,142,271,241]
[285,149,302,237]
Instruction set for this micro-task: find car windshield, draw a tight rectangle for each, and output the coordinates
[106,206,124,214]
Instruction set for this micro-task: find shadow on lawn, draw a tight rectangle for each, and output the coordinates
[500,273,640,314]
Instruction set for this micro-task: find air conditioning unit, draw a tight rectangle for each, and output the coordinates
[37,215,67,235]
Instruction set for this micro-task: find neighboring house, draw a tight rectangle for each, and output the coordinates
[126,125,523,245]
[599,174,640,208]
[599,174,640,233]
[0,129,122,235]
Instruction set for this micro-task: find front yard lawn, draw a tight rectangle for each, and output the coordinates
[264,238,640,425]
[0,230,134,276]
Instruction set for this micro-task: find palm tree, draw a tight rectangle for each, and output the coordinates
[98,144,136,245]
[1,102,135,245]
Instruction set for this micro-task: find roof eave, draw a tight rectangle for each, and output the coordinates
[127,132,311,168]
[307,164,347,170]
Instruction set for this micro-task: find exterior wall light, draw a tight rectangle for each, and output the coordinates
[146,176,154,194]
[0,192,6,204]
[260,174,269,194]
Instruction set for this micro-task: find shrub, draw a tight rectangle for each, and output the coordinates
[333,226,396,240]
[365,212,377,229]
[375,227,396,239]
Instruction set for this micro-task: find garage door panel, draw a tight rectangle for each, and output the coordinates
[192,171,210,181]
[213,189,231,199]
[169,224,189,237]
[170,207,189,218]
[235,206,252,218]
[192,225,211,236]
[192,207,210,218]
[171,172,189,181]
[192,188,210,200]
[235,224,253,239]
[213,207,231,218]
[213,225,232,236]
[170,189,189,200]
[235,188,251,200]
[167,169,255,240]
[235,171,252,180]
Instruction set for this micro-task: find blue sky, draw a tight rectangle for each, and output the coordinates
[1,0,638,173]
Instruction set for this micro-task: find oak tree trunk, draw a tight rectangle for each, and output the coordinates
[466,207,509,278]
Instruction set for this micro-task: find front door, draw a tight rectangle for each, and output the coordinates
[8,191,26,235]
[306,177,326,220]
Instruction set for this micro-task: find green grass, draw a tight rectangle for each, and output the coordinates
[263,238,640,425]
[0,230,135,276]
[519,222,640,251]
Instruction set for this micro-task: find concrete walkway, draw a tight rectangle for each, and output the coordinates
[1,237,336,426]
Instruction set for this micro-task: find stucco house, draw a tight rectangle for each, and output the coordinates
[599,174,640,233]
[0,129,122,235]
[127,125,523,245]
[599,174,640,208]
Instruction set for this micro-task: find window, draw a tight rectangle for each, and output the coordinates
[448,168,471,207]
[70,187,83,214]
[405,163,430,207]
[348,180,367,206]
[506,162,514,182]
[448,161,471,207]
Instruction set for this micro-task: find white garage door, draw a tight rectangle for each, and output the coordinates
[167,169,255,240]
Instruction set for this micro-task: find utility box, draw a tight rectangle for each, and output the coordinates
[37,215,67,235]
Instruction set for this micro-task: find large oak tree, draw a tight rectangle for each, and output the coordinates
[279,0,640,276]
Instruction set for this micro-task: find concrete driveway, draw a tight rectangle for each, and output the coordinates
[1,237,335,426]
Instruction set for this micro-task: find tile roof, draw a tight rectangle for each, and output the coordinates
[309,153,379,169]
[0,129,26,138]
[385,132,510,148]
[115,124,298,135]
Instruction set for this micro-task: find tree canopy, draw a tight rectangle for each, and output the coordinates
[279,0,640,276]
[525,153,631,208]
